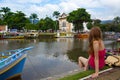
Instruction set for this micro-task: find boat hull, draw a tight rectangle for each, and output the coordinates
[0,54,26,80]
[74,33,89,38]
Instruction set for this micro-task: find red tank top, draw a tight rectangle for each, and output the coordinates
[88,49,106,69]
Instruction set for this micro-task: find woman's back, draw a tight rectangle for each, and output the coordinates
[88,40,106,69]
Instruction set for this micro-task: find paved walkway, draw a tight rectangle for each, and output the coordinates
[82,67,120,80]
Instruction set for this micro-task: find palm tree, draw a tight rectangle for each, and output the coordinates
[53,11,60,32]
[0,10,3,20]
[53,11,60,19]
[1,7,10,15]
[30,13,38,24]
[0,7,11,21]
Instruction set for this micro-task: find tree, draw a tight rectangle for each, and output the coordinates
[25,23,38,30]
[53,11,60,19]
[1,7,10,15]
[38,19,46,31]
[92,19,101,26]
[0,10,4,24]
[6,11,29,30]
[0,7,11,22]
[53,11,60,31]
[112,16,120,32]
[0,10,3,20]
[113,16,120,25]
[38,17,55,31]
[67,8,91,32]
[3,12,14,27]
[30,13,38,24]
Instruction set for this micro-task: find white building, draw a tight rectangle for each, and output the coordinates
[58,13,74,32]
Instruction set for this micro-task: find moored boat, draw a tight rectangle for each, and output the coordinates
[55,32,74,38]
[0,46,33,80]
[0,33,25,39]
[74,33,89,38]
[24,32,39,39]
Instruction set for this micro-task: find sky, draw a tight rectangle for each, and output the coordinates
[0,0,120,20]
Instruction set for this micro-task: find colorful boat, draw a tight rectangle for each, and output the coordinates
[74,33,89,38]
[0,46,33,80]
[0,33,25,39]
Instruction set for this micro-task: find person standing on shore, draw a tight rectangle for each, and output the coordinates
[78,27,106,78]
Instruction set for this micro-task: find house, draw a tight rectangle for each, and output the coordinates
[0,25,8,33]
[58,13,74,32]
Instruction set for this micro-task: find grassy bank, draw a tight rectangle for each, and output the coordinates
[59,66,110,80]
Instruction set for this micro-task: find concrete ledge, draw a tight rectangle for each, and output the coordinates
[80,68,113,80]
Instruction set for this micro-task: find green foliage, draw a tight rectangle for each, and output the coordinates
[87,22,93,29]
[37,17,57,31]
[1,7,10,15]
[67,8,91,32]
[59,66,110,80]
[59,70,94,80]
[25,23,38,30]
[1,7,120,32]
[0,7,29,30]
[30,13,38,24]
[113,16,120,25]
[93,19,101,26]
[53,11,60,31]
[8,11,28,29]
[53,11,60,19]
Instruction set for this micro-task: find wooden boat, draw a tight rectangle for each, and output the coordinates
[74,33,89,38]
[24,32,39,39]
[0,46,33,80]
[0,33,24,39]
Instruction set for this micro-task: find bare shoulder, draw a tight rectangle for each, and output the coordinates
[93,40,105,50]
[93,40,99,45]
[93,40,99,48]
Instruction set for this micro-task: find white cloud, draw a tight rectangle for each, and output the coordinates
[27,4,60,19]
[0,0,120,20]
[3,0,43,4]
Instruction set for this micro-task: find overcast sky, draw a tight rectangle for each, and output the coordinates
[0,0,120,20]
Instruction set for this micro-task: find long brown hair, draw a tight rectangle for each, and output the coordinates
[88,27,102,55]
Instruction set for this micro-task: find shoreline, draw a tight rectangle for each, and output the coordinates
[40,68,82,80]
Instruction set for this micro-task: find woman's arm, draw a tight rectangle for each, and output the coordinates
[84,55,91,71]
[92,41,99,78]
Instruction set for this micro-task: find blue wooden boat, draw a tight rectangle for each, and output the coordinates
[0,47,33,80]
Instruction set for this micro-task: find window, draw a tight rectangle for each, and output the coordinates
[62,21,66,27]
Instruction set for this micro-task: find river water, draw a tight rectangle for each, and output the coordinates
[0,38,115,80]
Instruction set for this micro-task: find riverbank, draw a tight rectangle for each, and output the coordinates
[84,67,120,80]
[58,67,120,80]
[58,66,109,80]
[42,66,120,80]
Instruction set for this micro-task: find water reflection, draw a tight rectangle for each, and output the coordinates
[0,38,115,80]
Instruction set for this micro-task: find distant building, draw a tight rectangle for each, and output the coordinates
[58,13,74,32]
[0,25,8,33]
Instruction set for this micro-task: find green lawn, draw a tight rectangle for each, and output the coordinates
[59,66,110,80]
